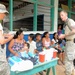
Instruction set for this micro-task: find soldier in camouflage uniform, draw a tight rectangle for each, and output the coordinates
[59,10,75,75]
[0,4,13,75]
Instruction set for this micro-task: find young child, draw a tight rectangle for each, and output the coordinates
[27,34,37,54]
[18,42,30,58]
[35,33,43,53]
[17,42,38,65]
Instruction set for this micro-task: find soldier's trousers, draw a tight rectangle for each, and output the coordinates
[65,41,75,75]
[65,57,74,75]
[0,61,10,75]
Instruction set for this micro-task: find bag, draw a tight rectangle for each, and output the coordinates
[20,52,38,65]
[11,60,33,71]
[8,56,33,71]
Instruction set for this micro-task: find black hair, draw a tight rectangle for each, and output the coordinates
[13,29,23,39]
[53,32,57,40]
[53,32,62,44]
[58,24,63,30]
[42,32,49,38]
[28,34,34,40]
[35,33,41,38]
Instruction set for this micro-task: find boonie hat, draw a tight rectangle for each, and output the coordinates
[0,3,8,13]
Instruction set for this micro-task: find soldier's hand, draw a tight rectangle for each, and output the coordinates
[59,34,65,39]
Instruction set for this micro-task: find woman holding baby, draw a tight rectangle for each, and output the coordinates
[8,29,26,57]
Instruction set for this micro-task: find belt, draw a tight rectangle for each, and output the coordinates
[66,39,73,41]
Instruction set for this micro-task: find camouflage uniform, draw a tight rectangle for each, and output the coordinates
[65,18,75,75]
[0,45,10,75]
[0,3,10,75]
[0,23,10,75]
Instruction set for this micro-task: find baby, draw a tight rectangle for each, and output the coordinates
[18,42,38,65]
[18,42,30,58]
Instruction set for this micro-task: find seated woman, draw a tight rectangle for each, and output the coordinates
[8,29,25,57]
[42,32,51,49]
[52,32,65,65]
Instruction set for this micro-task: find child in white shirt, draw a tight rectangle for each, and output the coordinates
[27,34,37,54]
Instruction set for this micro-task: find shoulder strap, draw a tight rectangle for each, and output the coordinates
[66,19,72,31]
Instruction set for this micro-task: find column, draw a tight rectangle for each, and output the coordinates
[50,0,58,32]
[68,0,72,18]
[9,0,13,31]
[33,0,38,31]
[50,0,54,31]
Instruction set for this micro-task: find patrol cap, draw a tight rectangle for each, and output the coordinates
[0,3,8,13]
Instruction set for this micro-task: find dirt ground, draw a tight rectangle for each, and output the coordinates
[49,64,65,75]
[34,63,75,75]
[34,64,66,75]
